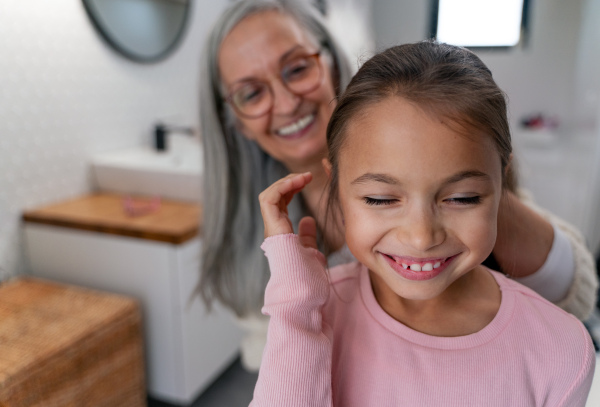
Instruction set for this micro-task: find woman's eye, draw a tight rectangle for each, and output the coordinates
[283,60,309,81]
[364,197,397,206]
[445,196,481,205]
[234,84,266,106]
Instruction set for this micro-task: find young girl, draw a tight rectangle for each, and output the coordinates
[252,41,596,406]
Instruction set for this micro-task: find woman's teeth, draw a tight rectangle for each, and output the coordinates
[276,114,314,136]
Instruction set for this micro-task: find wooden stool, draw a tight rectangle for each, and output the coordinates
[0,277,146,406]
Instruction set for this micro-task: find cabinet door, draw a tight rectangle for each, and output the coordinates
[24,224,180,399]
[173,238,243,400]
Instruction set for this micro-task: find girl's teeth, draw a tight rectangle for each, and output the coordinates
[393,257,445,272]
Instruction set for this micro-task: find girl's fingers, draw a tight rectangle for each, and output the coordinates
[259,172,312,238]
[298,216,318,250]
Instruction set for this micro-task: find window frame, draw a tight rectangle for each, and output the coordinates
[428,0,531,50]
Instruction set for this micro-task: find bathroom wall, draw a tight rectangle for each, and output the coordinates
[372,0,584,132]
[0,0,227,279]
[2,0,599,282]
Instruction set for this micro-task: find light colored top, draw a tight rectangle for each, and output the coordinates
[517,189,598,321]
[251,234,596,407]
[515,223,574,302]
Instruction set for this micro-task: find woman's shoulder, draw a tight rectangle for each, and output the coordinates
[493,270,594,358]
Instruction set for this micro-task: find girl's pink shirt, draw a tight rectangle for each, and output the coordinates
[250,234,596,407]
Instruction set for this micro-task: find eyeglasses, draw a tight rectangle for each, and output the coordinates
[225,52,323,119]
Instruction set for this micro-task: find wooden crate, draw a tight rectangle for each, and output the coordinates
[0,277,146,406]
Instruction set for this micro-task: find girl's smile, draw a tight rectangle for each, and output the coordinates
[336,95,504,312]
[381,252,460,281]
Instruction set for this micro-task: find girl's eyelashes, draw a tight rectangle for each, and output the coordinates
[362,195,482,206]
[445,195,482,205]
[363,196,398,206]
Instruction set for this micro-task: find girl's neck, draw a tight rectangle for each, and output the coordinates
[370,266,501,337]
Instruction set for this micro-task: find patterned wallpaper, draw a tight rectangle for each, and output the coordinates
[0,0,227,279]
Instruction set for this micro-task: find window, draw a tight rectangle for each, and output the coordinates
[430,0,529,48]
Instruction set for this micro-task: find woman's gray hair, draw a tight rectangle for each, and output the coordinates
[198,0,354,317]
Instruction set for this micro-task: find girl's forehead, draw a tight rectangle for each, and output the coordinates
[218,10,318,85]
[337,97,502,185]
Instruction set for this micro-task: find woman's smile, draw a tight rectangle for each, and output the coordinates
[274,112,316,138]
[218,10,336,168]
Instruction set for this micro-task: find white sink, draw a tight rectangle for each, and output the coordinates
[92,135,203,202]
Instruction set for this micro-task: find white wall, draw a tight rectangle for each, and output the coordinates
[577,0,600,253]
[0,0,227,279]
[372,0,584,130]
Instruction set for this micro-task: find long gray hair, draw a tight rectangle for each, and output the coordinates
[198,0,354,317]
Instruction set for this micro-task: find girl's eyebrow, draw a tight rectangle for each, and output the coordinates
[442,170,490,185]
[350,170,490,186]
[351,173,399,185]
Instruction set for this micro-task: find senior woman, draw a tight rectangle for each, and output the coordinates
[198,0,598,371]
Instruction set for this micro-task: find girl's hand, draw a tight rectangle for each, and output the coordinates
[259,172,317,249]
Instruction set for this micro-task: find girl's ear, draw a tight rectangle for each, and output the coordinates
[322,158,332,178]
[503,153,517,192]
[504,153,514,177]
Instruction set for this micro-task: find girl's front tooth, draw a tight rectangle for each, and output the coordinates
[422,263,433,271]
[402,263,408,269]
[409,264,421,272]
[433,262,441,269]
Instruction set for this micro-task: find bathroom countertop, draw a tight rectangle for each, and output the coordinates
[22,193,201,244]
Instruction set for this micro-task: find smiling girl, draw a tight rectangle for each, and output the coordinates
[252,41,596,406]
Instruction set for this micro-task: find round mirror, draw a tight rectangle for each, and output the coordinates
[82,0,191,63]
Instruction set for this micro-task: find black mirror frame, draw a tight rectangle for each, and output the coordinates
[81,0,192,63]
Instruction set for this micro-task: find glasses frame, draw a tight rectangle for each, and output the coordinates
[224,51,323,119]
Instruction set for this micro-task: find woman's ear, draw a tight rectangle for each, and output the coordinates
[322,158,332,178]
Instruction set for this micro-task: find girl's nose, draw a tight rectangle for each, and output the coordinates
[397,206,445,252]
[271,79,301,115]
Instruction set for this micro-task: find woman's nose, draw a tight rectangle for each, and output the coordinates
[397,206,445,252]
[271,79,301,115]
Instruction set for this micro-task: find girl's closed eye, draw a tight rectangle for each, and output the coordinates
[444,195,482,205]
[363,196,398,206]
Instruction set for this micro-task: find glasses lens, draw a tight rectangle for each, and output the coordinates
[282,55,321,95]
[231,82,271,117]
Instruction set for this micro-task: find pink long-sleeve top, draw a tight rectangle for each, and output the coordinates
[250,234,596,407]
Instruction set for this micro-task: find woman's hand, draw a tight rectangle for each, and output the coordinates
[494,190,554,277]
[259,172,318,249]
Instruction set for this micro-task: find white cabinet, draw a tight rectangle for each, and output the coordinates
[23,223,242,405]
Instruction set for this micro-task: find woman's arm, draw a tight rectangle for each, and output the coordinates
[493,190,598,320]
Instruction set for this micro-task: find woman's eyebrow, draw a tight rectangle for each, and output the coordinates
[227,45,308,87]
[279,45,304,63]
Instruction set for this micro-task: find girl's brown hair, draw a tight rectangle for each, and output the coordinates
[326,40,515,227]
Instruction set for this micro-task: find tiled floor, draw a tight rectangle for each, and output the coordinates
[147,357,257,407]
